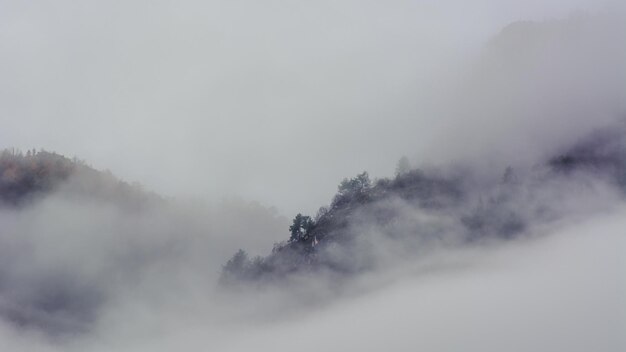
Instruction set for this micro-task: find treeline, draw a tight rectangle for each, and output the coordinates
[221,165,464,283]
[0,148,77,205]
[0,148,159,208]
[221,127,626,285]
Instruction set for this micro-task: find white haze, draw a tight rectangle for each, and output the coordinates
[0,191,624,352]
[127,209,626,352]
[0,1,625,352]
[1,0,624,214]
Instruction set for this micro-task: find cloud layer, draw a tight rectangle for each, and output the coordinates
[0,2,624,351]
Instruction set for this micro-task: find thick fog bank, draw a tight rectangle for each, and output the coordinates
[0,181,288,336]
[2,205,623,352]
[216,209,625,352]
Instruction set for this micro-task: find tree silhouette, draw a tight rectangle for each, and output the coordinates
[289,213,315,241]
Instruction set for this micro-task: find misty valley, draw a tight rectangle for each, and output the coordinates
[1,4,625,352]
[1,124,625,335]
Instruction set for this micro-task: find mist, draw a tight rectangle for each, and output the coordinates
[1,0,624,214]
[1,1,625,351]
[0,185,623,351]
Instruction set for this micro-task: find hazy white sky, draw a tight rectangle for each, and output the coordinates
[0,0,622,215]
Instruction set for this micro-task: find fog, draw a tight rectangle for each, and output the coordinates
[218,210,625,352]
[1,1,625,351]
[1,0,624,214]
[0,189,623,351]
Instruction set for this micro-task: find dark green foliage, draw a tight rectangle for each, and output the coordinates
[289,214,315,241]
[289,213,315,242]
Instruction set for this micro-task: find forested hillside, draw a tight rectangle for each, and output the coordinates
[0,148,160,208]
[222,127,626,284]
[0,147,289,333]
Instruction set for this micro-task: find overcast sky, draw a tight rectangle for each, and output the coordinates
[0,0,622,215]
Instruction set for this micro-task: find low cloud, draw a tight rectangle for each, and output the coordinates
[0,5,624,352]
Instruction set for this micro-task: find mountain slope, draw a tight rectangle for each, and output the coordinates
[222,126,626,284]
[0,148,160,209]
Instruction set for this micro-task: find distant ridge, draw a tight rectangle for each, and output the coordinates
[0,148,160,209]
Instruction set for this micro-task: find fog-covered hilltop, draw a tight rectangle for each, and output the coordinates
[0,148,160,209]
[0,149,288,333]
[222,126,626,284]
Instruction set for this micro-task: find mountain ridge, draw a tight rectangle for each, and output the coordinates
[221,126,626,285]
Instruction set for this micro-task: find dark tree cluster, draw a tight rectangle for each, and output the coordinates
[0,148,160,209]
[221,167,465,283]
[222,127,626,286]
[289,213,315,242]
[0,148,75,206]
